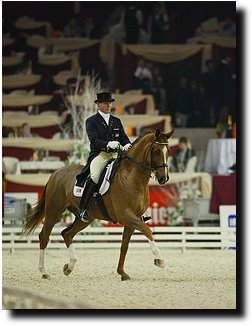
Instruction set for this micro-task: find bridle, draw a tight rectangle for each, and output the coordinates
[124,138,170,179]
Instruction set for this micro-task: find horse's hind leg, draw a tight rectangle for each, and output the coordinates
[61,218,92,276]
[117,226,135,281]
[38,217,58,279]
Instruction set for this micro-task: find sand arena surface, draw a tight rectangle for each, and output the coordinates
[2,248,236,309]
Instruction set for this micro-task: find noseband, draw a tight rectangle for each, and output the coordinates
[124,139,169,178]
[150,140,169,171]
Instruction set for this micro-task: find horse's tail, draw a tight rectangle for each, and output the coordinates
[21,184,47,237]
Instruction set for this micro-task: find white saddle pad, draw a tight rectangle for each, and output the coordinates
[73,161,115,197]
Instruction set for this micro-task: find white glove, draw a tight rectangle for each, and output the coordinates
[107,141,120,150]
[123,143,132,151]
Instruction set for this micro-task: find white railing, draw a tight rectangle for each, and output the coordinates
[2,226,236,253]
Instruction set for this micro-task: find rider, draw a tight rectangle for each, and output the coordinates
[76,92,132,222]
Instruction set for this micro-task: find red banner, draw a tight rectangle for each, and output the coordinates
[102,176,202,227]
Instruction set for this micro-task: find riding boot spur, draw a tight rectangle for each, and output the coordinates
[79,179,97,222]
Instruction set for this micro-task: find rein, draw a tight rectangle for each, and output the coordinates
[124,140,170,179]
[124,155,153,178]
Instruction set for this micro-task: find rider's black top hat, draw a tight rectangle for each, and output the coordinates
[94,92,115,103]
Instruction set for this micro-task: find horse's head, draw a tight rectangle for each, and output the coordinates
[127,128,174,184]
[149,129,174,185]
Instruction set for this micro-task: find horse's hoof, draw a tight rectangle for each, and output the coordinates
[41,274,51,279]
[63,263,72,275]
[121,274,131,281]
[154,259,166,268]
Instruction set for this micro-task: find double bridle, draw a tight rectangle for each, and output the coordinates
[124,139,170,179]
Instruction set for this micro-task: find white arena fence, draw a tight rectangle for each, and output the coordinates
[2,226,236,252]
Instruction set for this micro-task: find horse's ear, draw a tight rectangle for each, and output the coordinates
[165,129,175,139]
[155,129,161,138]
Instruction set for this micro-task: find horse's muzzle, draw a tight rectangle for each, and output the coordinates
[157,175,169,185]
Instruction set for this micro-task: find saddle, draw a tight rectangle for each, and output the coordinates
[74,158,119,198]
[73,155,123,222]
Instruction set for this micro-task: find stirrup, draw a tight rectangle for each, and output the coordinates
[80,209,89,223]
[141,215,151,223]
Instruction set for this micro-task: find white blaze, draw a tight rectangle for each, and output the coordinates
[162,146,168,179]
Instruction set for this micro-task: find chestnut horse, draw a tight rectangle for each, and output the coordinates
[22,129,174,280]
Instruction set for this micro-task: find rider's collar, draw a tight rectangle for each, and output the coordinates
[98,110,110,125]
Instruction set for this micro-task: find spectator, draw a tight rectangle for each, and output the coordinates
[63,17,82,37]
[171,77,190,127]
[148,3,169,43]
[201,60,219,127]
[81,16,101,39]
[151,69,167,114]
[124,4,143,44]
[141,61,153,94]
[19,123,38,138]
[133,58,145,89]
[101,3,126,37]
[170,137,196,172]
[133,59,152,93]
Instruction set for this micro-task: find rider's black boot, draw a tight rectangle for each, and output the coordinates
[79,179,97,222]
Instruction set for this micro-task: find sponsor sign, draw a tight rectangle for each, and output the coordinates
[219,205,236,249]
[102,177,201,227]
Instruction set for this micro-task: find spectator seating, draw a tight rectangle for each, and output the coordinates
[2,157,20,175]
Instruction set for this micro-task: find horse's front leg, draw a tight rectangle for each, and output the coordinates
[121,211,166,269]
[117,225,135,281]
[61,218,91,275]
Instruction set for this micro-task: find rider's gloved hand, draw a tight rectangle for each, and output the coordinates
[123,143,132,151]
[107,141,120,150]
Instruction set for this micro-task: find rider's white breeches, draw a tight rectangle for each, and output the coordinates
[90,152,117,184]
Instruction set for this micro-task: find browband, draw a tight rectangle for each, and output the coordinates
[154,141,169,145]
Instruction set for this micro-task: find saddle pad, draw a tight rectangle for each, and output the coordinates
[73,161,115,197]
[73,182,85,197]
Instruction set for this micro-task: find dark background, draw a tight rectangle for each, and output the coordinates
[2,1,236,42]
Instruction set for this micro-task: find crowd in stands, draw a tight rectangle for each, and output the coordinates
[2,2,236,131]
[195,17,236,38]
[131,54,235,128]
[60,3,171,44]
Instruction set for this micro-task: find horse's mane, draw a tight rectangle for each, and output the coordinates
[131,129,155,147]
[130,129,171,154]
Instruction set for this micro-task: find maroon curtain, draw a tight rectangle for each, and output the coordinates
[3,147,69,161]
[32,125,61,138]
[79,43,107,80]
[210,174,236,213]
[5,181,44,196]
[3,147,34,160]
[3,64,23,75]
[114,44,138,92]
[141,120,165,133]
[3,125,61,138]
[124,99,147,114]
[3,99,57,113]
